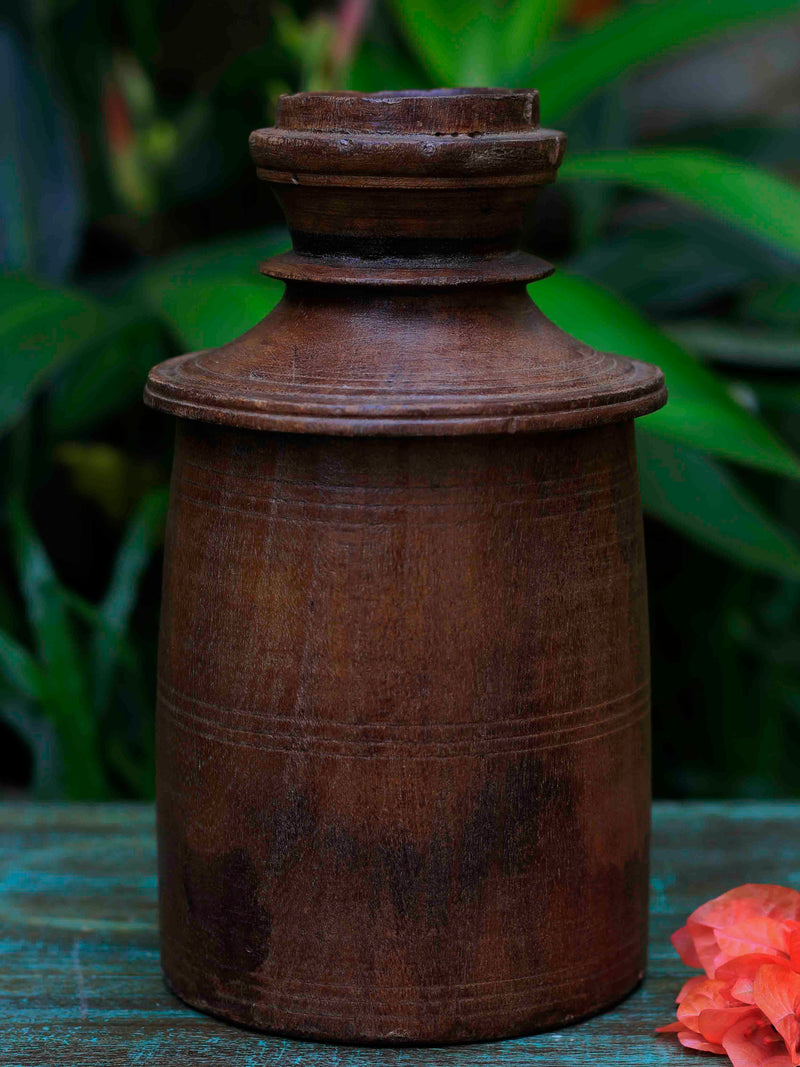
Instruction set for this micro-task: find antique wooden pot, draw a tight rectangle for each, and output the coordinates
[145,88,667,1045]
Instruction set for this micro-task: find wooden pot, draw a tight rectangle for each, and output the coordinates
[145,88,667,1045]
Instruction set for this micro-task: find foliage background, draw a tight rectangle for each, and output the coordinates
[2,0,800,799]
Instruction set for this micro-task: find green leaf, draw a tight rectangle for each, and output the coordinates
[388,0,491,84]
[664,321,800,369]
[153,279,283,351]
[389,0,570,86]
[503,0,571,62]
[638,432,800,579]
[7,497,106,799]
[744,281,800,330]
[745,381,800,417]
[526,0,800,120]
[48,317,167,437]
[61,590,139,669]
[54,442,163,524]
[142,228,289,289]
[0,628,46,702]
[139,229,288,350]
[531,272,800,479]
[567,205,791,314]
[92,487,168,714]
[561,150,800,264]
[0,275,106,435]
[0,698,62,799]
[346,36,431,93]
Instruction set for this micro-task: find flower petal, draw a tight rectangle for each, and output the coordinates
[718,956,789,981]
[698,1007,762,1044]
[717,956,793,1006]
[679,975,714,1003]
[722,1014,793,1067]
[721,956,797,1002]
[753,964,800,1065]
[687,919,732,976]
[656,1021,684,1033]
[678,887,800,976]
[788,926,800,972]
[717,918,794,962]
[696,887,800,928]
[673,923,703,969]
[678,1029,727,1054]
[679,977,742,1031]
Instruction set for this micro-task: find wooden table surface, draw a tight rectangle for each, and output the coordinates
[1,801,794,1065]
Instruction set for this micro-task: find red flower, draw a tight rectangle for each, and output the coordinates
[753,966,800,1062]
[657,885,800,1067]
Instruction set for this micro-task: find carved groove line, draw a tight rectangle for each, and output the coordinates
[160,694,648,759]
[172,487,642,527]
[157,677,649,733]
[182,457,634,494]
[191,348,615,389]
[177,469,636,508]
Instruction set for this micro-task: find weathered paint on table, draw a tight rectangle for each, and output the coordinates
[1,802,796,1065]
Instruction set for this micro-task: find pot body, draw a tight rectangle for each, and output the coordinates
[156,416,651,1044]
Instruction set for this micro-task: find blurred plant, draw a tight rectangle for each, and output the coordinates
[2,0,800,797]
[0,490,166,798]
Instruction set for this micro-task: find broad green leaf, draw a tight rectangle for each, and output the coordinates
[638,432,800,579]
[346,37,431,93]
[531,272,800,478]
[389,0,570,86]
[567,206,792,314]
[48,317,167,438]
[142,228,289,289]
[7,497,106,799]
[526,0,800,120]
[92,487,168,714]
[140,229,288,350]
[664,321,800,369]
[562,150,800,264]
[154,279,283,351]
[0,275,106,435]
[503,0,570,62]
[388,0,494,85]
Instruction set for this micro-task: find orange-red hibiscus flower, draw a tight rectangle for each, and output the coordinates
[657,885,800,1067]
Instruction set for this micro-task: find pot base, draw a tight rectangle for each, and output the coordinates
[162,961,645,1046]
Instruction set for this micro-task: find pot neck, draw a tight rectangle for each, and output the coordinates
[249,89,566,288]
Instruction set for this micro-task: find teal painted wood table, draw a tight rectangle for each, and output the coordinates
[1,802,794,1065]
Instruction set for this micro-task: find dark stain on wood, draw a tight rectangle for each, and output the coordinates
[9,799,770,1064]
[144,88,666,1044]
[182,845,272,974]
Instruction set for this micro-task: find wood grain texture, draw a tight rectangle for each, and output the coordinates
[145,285,665,435]
[143,88,666,1043]
[1,802,793,1064]
[146,90,665,434]
[248,89,562,181]
[155,421,650,1043]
